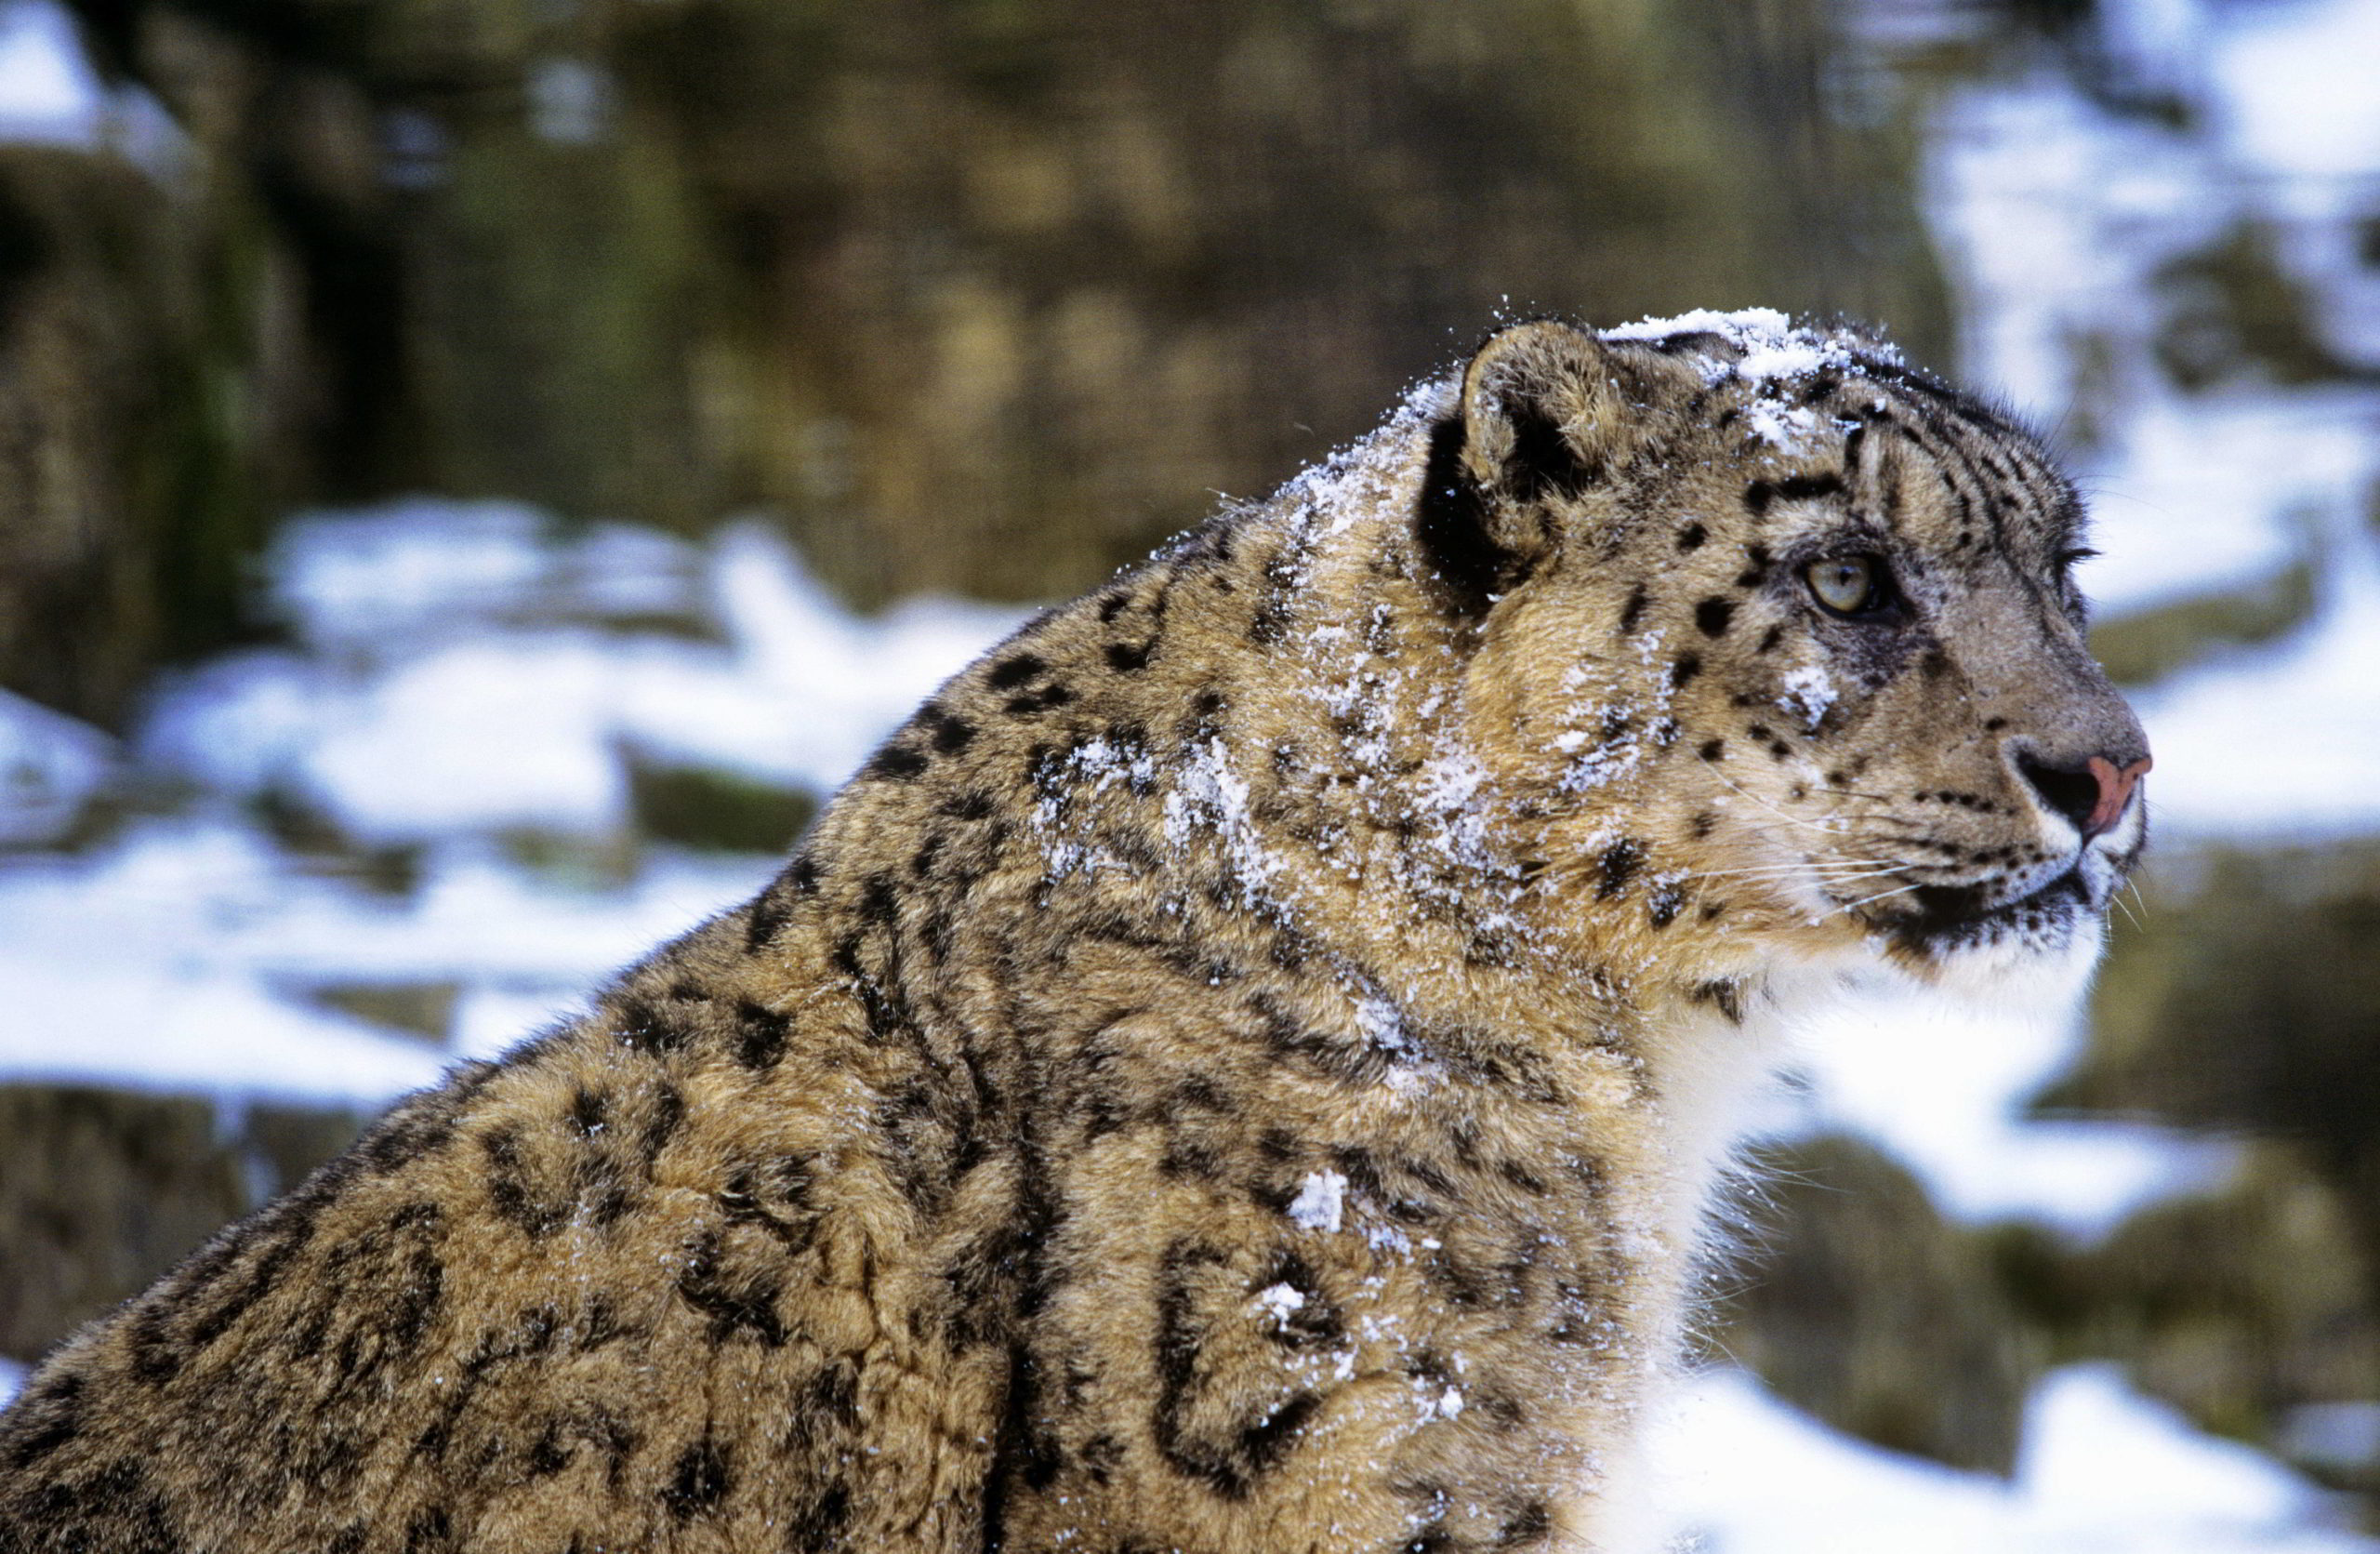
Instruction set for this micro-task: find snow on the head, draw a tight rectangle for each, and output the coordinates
[1602,310,1898,430]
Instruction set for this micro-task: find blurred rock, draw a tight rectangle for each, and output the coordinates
[0,1083,364,1366]
[2054,843,2380,1282]
[1714,1131,2036,1475]
[299,980,459,1044]
[2034,842,2380,1492]
[2153,219,2366,394]
[2088,555,2317,686]
[2060,1149,2380,1488]
[624,745,817,856]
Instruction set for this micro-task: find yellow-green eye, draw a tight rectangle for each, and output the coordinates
[1805,555,1884,617]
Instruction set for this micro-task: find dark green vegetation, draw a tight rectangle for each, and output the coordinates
[0,0,1946,731]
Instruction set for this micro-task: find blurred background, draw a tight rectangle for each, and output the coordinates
[0,0,2375,1547]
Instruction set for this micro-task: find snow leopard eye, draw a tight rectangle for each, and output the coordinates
[1804,554,1889,618]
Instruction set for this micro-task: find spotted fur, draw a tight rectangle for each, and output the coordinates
[0,313,2148,1552]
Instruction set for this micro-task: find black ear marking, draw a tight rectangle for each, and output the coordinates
[1503,401,1593,504]
[1416,417,1528,618]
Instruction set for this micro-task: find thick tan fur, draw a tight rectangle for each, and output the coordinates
[0,313,2147,1553]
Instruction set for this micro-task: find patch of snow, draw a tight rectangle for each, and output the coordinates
[0,0,99,142]
[1288,1170,1347,1233]
[0,689,113,846]
[142,508,1025,843]
[1605,308,1795,345]
[2134,533,2380,840]
[1650,1364,2373,1553]
[2209,0,2380,181]
[1746,399,1825,451]
[1774,973,2234,1236]
[1774,666,1836,734]
[0,815,778,1103]
[1254,1282,1306,1322]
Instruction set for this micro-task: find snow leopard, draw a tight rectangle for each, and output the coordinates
[0,312,2149,1553]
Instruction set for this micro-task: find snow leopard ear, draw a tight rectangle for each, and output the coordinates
[1417,319,1625,617]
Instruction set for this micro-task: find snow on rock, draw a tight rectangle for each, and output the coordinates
[140,506,1025,843]
[2209,0,2380,182]
[0,688,113,846]
[0,0,102,142]
[1774,971,2235,1237]
[2134,538,2380,840]
[1650,1364,2375,1554]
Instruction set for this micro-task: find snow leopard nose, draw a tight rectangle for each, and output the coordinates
[2017,751,2151,841]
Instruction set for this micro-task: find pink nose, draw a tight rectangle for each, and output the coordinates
[2084,755,2152,839]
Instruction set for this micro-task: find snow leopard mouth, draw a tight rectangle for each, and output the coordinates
[1872,868,2095,959]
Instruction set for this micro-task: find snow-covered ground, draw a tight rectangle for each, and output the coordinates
[1652,1364,2372,1554]
[6,0,2380,1547]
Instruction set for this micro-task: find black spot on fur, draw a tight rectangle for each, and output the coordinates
[745,888,789,952]
[567,1086,609,1136]
[483,1129,566,1238]
[401,1506,452,1554]
[988,653,1045,691]
[944,790,998,822]
[866,744,930,780]
[1744,480,1775,515]
[1669,652,1702,689]
[1676,522,1708,551]
[1757,624,1784,654]
[1,1374,83,1469]
[1501,1502,1555,1547]
[1692,980,1745,1024]
[1695,597,1737,637]
[1775,472,1844,502]
[1415,417,1527,617]
[919,707,977,753]
[1005,684,1076,715]
[1107,640,1156,672]
[1153,1241,1319,1497]
[641,1082,685,1163]
[1596,839,1645,899]
[662,1436,733,1521]
[1699,738,1726,763]
[1648,887,1685,929]
[614,996,692,1056]
[1617,584,1649,635]
[673,1230,787,1347]
[734,1001,791,1070]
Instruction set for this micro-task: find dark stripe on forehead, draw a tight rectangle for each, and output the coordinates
[1865,393,2025,555]
[1864,388,2074,620]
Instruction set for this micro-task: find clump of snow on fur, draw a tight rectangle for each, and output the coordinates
[1288,1170,1348,1232]
[1162,737,1283,909]
[1747,399,1826,451]
[1778,665,1839,732]
[1604,307,1796,344]
[1254,1282,1307,1322]
[1602,308,1897,399]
